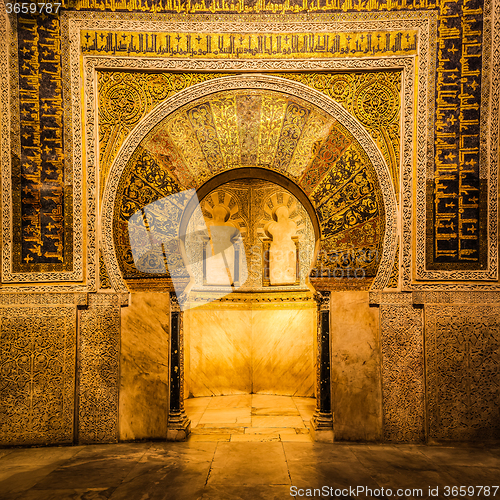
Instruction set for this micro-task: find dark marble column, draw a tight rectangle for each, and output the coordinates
[310,290,334,442]
[167,293,191,441]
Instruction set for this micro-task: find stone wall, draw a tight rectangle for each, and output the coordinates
[330,291,383,441]
[373,292,500,444]
[1,290,499,445]
[119,292,170,441]
[379,295,425,443]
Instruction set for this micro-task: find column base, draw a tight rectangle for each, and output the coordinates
[310,411,334,443]
[167,412,191,441]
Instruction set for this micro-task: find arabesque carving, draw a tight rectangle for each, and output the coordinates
[0,306,76,446]
[98,75,397,293]
[78,294,121,444]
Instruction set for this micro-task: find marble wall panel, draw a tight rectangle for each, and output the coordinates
[78,294,121,444]
[252,305,315,397]
[330,291,383,441]
[184,301,315,398]
[0,305,76,446]
[119,292,170,441]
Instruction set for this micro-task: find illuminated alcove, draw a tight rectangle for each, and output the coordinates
[182,177,317,399]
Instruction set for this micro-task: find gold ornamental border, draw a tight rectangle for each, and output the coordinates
[60,11,428,294]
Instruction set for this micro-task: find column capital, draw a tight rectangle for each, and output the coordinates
[314,290,331,310]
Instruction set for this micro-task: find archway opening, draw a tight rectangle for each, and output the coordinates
[182,176,317,440]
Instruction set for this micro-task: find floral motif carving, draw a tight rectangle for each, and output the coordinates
[0,306,76,445]
[380,304,425,442]
[78,294,121,444]
[99,250,112,290]
[426,304,500,440]
[282,72,401,195]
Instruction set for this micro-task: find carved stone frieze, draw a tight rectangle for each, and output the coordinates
[369,291,413,305]
[426,304,500,441]
[186,290,316,305]
[0,305,77,445]
[413,291,500,305]
[99,250,112,290]
[0,16,10,284]
[77,293,121,444]
[380,304,425,442]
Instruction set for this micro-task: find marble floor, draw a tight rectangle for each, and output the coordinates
[185,394,315,442]
[0,441,499,499]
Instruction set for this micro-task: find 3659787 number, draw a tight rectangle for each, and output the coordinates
[444,486,499,496]
[5,3,61,13]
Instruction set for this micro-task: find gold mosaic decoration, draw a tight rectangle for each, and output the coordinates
[82,29,418,59]
[98,70,401,198]
[10,0,488,277]
[429,0,484,267]
[112,88,385,281]
[14,15,72,272]
[69,0,436,12]
[278,72,401,196]
[98,72,230,198]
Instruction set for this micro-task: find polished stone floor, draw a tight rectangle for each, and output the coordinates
[1,441,499,500]
[0,397,498,500]
[185,394,315,442]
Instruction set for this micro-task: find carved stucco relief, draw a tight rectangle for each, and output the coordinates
[0,305,77,446]
[380,303,425,442]
[426,304,500,441]
[78,294,121,444]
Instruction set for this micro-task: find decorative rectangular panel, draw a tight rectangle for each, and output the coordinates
[14,15,71,272]
[78,294,121,444]
[380,304,425,442]
[426,305,500,440]
[0,306,76,446]
[429,0,484,269]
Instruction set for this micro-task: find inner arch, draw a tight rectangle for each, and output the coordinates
[179,167,321,245]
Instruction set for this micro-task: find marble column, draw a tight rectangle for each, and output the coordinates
[167,293,191,441]
[310,290,334,442]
